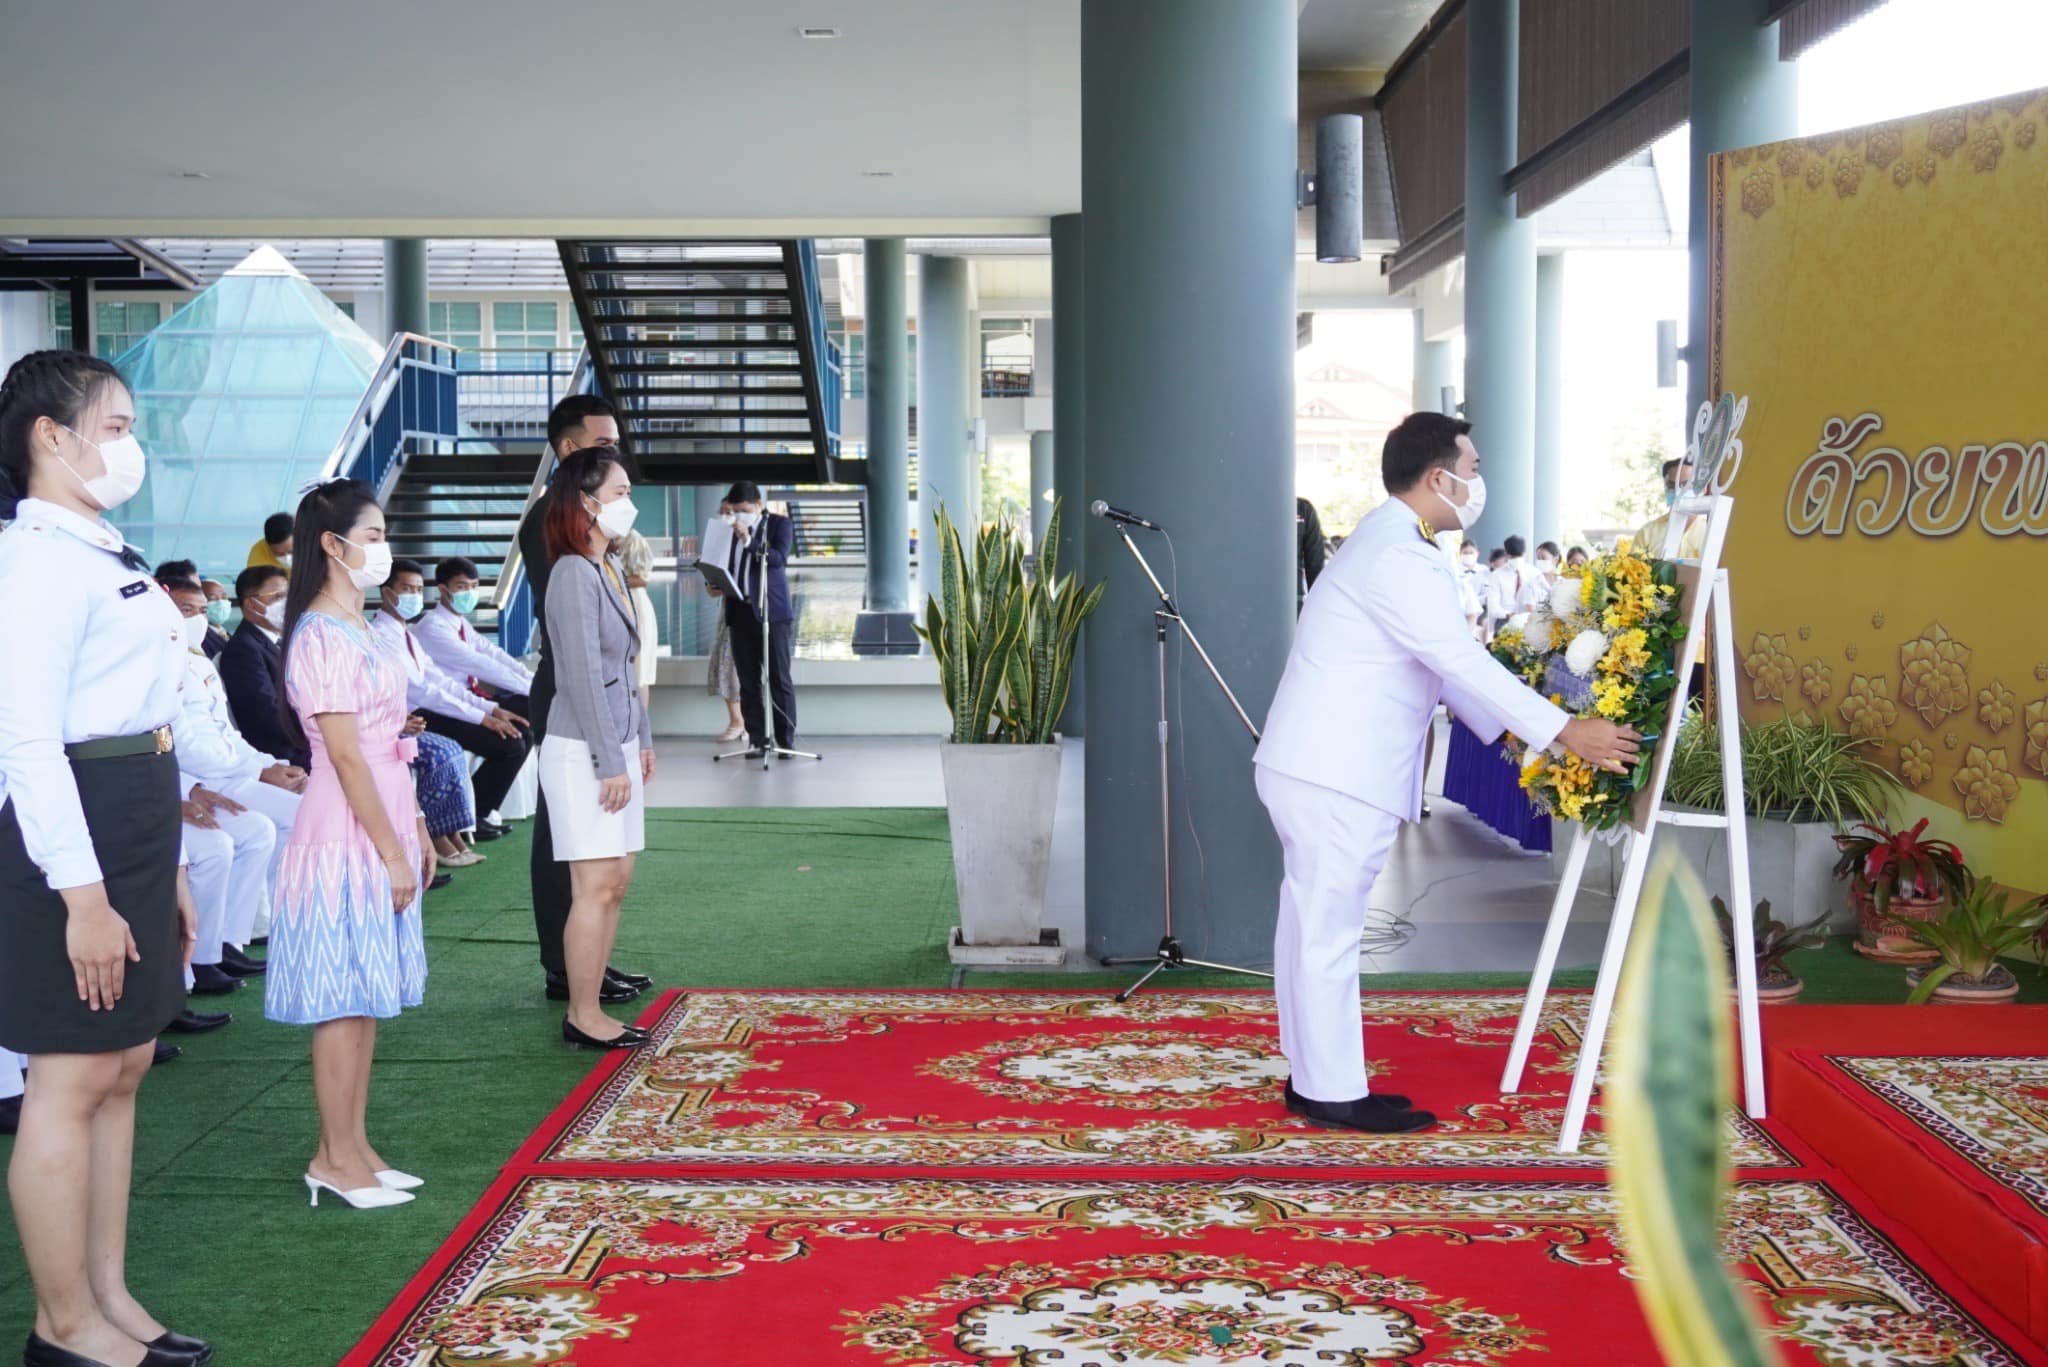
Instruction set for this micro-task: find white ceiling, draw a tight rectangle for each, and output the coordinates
[1298,0,1439,72]
[0,0,1081,235]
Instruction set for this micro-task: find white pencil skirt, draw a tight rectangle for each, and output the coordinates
[538,736,646,862]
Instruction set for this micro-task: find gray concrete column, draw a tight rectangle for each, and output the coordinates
[1533,253,1564,546]
[916,255,973,601]
[861,239,911,613]
[1411,312,1456,415]
[1051,212,1087,737]
[1029,430,1055,553]
[1082,0,1294,968]
[1688,2,1796,419]
[383,239,429,341]
[1461,0,1537,550]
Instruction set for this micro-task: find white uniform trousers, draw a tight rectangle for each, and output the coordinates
[1255,764,1404,1103]
[212,776,299,943]
[180,806,277,971]
[0,1051,23,1102]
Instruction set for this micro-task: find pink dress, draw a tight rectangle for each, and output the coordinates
[264,612,428,1024]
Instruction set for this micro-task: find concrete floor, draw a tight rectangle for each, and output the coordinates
[641,721,1623,975]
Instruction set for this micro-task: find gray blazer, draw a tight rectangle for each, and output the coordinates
[543,551,653,779]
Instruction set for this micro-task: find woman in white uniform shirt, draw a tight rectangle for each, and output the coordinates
[0,352,211,1367]
[536,447,655,1051]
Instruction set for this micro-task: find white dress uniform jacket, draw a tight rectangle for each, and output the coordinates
[412,602,533,697]
[1256,499,1571,820]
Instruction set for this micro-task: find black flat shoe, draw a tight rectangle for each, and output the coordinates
[604,966,653,994]
[150,1042,183,1068]
[219,945,265,977]
[562,1018,650,1050]
[165,1009,232,1034]
[544,972,638,1005]
[1286,1092,1437,1134]
[1285,1076,1409,1111]
[147,1330,214,1365]
[22,1332,191,1366]
[187,964,243,996]
[427,872,454,890]
[472,822,507,843]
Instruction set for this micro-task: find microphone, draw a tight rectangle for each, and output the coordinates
[1091,500,1164,533]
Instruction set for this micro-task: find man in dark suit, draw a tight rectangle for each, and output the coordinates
[718,480,798,756]
[217,564,310,770]
[522,395,649,1007]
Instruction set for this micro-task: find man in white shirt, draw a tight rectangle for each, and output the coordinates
[1255,412,1641,1132]
[414,555,535,703]
[1485,534,1546,633]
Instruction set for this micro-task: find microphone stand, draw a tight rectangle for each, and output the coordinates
[1097,520,1272,1002]
[714,520,821,770]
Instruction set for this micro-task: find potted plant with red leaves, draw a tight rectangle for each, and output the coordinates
[1832,817,1968,963]
[1712,896,1831,1004]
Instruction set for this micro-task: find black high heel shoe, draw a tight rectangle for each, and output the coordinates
[22,1333,195,1367]
[561,1017,649,1050]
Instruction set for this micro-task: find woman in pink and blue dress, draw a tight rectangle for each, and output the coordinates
[265,478,435,1210]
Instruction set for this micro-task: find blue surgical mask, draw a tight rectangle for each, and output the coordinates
[449,588,480,615]
[1663,487,1679,509]
[204,599,232,627]
[395,592,424,620]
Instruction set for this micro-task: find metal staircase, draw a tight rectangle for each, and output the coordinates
[383,450,534,636]
[558,239,849,487]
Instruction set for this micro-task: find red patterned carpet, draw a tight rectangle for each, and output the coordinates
[343,990,2048,1365]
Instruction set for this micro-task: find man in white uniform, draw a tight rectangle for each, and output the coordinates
[1255,413,1641,1132]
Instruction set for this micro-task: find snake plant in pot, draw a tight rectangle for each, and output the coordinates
[920,502,1103,950]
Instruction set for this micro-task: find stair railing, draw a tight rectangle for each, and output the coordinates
[796,240,843,469]
[493,345,597,657]
[322,333,463,500]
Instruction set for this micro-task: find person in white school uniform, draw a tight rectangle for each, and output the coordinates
[1254,412,1642,1134]
[0,350,215,1366]
[414,555,535,700]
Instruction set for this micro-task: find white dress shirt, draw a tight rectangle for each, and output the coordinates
[175,648,280,795]
[1256,498,1571,821]
[412,602,532,697]
[0,498,188,890]
[371,610,492,723]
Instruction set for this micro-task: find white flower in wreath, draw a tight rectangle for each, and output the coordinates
[1523,615,1556,652]
[1549,576,1587,620]
[1565,629,1609,677]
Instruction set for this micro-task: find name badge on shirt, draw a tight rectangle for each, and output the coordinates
[119,580,152,600]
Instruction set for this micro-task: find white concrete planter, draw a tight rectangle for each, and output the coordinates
[940,741,1063,946]
[1665,810,1847,931]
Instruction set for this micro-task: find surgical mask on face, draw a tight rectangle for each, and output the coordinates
[394,592,424,620]
[250,598,284,632]
[334,535,392,590]
[594,494,639,540]
[278,553,293,568]
[736,509,761,531]
[1435,469,1487,530]
[719,512,737,527]
[1535,556,1557,573]
[204,599,232,627]
[178,612,208,650]
[449,588,480,615]
[1663,487,1679,509]
[57,427,148,513]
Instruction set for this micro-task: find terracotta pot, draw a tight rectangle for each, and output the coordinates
[1755,973,1805,1005]
[1906,964,2021,1005]
[1851,886,1943,964]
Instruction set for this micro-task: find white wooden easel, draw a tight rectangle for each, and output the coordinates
[1500,486,1763,1153]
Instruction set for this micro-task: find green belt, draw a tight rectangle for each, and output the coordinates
[65,727,174,761]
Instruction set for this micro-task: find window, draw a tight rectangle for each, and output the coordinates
[89,300,163,360]
[841,329,864,398]
[50,295,71,350]
[980,316,1033,396]
[430,301,483,371]
[492,300,559,371]
[334,300,356,320]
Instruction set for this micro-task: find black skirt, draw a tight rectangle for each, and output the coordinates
[0,748,184,1054]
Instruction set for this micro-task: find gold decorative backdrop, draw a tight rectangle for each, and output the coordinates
[1710,86,2048,895]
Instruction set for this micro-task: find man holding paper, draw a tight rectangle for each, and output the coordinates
[704,480,799,757]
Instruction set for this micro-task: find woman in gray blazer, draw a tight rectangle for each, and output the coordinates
[536,446,656,1050]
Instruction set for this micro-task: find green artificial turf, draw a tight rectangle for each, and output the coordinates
[0,807,2038,1364]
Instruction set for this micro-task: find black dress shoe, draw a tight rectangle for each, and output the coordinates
[165,1009,232,1034]
[544,971,637,1005]
[151,1042,183,1067]
[427,872,454,890]
[248,935,268,948]
[561,1018,650,1050]
[1286,1092,1437,1133]
[23,1336,193,1367]
[473,821,508,843]
[147,1330,214,1365]
[219,945,265,977]
[604,966,653,994]
[1285,1076,1409,1111]
[187,964,243,996]
[0,1095,18,1136]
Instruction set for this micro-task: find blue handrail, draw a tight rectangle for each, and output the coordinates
[324,333,462,498]
[798,240,842,458]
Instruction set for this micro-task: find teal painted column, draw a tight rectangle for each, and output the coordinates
[1029,430,1055,553]
[1051,212,1087,737]
[1411,312,1456,415]
[1461,0,1536,549]
[1533,253,1564,546]
[1082,0,1294,967]
[861,238,911,614]
[1689,1,1796,418]
[383,239,429,341]
[916,255,973,603]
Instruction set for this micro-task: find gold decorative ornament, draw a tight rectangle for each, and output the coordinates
[1951,745,2020,824]
[1799,660,1833,709]
[1870,611,1886,629]
[1898,623,1972,728]
[1898,739,1934,789]
[2024,698,2048,779]
[1845,644,1859,662]
[1797,624,1812,641]
[1977,680,2016,733]
[1838,674,1899,739]
[1742,633,1797,703]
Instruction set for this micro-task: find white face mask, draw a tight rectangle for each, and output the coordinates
[334,535,392,590]
[1436,469,1488,530]
[250,598,284,632]
[735,509,761,531]
[178,612,209,650]
[719,511,737,527]
[58,427,148,513]
[595,494,639,540]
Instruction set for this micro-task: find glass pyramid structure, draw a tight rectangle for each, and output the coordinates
[114,245,385,575]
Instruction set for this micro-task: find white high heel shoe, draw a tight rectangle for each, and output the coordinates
[377,1168,425,1191]
[305,1172,415,1209]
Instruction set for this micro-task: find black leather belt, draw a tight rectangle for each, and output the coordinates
[65,727,175,761]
